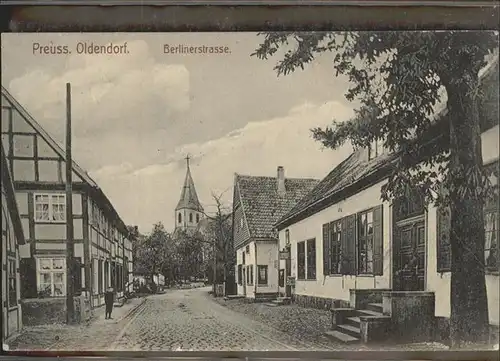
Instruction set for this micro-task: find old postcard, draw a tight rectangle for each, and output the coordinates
[1,31,498,352]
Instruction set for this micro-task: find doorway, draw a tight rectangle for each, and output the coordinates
[393,218,426,291]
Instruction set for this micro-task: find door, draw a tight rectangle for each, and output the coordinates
[393,219,426,291]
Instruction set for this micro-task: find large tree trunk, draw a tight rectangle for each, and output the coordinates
[445,69,490,347]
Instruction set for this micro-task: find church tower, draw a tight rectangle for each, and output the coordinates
[174,155,204,234]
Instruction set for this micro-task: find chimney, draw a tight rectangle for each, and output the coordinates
[277,166,286,196]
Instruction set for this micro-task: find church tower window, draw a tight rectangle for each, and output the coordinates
[178,213,182,224]
[189,213,193,223]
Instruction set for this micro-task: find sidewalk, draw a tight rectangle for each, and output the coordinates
[5,296,147,351]
[92,296,146,325]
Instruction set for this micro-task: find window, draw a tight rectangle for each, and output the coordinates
[368,139,387,160]
[245,245,250,254]
[189,213,193,223]
[306,238,316,279]
[358,210,374,273]
[285,229,290,246]
[330,220,343,274]
[34,194,66,222]
[196,214,200,223]
[237,265,242,285]
[178,213,182,224]
[485,210,499,271]
[258,265,268,285]
[297,241,306,280]
[37,257,66,297]
[8,259,17,307]
[437,162,498,273]
[98,260,103,293]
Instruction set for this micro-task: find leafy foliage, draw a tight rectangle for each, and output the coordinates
[253,31,498,207]
[254,30,499,345]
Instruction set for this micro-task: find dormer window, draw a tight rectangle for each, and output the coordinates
[368,138,387,160]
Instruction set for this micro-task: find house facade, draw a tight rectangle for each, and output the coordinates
[1,86,133,312]
[232,166,319,299]
[275,59,499,343]
[2,144,25,342]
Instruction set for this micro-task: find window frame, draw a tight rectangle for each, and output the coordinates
[257,265,268,285]
[34,193,66,223]
[329,219,343,275]
[36,256,66,297]
[8,258,17,308]
[484,203,499,274]
[297,241,306,280]
[357,209,375,274]
[368,138,387,160]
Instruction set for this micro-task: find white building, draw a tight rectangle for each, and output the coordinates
[274,59,499,343]
[232,166,319,300]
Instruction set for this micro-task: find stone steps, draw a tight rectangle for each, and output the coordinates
[324,330,359,344]
[325,303,385,343]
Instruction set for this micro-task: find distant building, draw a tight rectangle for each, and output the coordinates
[232,166,319,300]
[173,156,204,237]
[1,86,133,310]
[2,144,25,342]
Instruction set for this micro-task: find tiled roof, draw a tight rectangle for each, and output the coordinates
[277,57,499,228]
[236,175,320,239]
[277,150,396,228]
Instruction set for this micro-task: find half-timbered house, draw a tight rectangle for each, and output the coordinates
[275,58,499,343]
[2,143,25,342]
[232,166,319,300]
[1,86,133,315]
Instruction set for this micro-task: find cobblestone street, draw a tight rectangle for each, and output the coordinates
[7,287,453,352]
[112,287,329,351]
[8,288,333,351]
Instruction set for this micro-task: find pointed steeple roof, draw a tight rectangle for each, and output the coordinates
[175,155,204,212]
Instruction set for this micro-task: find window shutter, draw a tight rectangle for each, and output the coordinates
[342,215,356,275]
[20,258,37,298]
[323,223,330,276]
[373,205,384,276]
[73,257,82,295]
[437,205,452,272]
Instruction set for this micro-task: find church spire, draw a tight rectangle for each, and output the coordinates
[175,155,204,212]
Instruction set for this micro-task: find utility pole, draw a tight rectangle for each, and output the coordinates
[65,83,75,324]
[213,235,217,295]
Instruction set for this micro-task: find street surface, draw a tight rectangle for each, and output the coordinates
[9,287,323,351]
[112,287,312,351]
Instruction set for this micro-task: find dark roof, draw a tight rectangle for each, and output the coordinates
[175,160,204,212]
[236,174,320,239]
[1,86,131,237]
[1,144,25,244]
[277,56,499,229]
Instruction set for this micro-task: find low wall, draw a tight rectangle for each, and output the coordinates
[21,295,92,326]
[293,294,350,310]
[382,291,435,343]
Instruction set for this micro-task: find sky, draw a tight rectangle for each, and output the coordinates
[1,33,358,234]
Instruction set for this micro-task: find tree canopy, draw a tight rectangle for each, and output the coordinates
[253,30,498,346]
